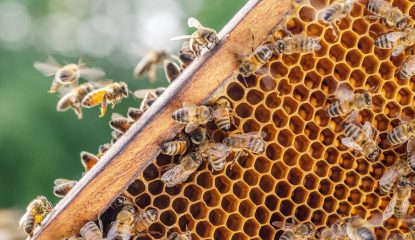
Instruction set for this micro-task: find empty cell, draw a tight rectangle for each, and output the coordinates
[143,164,159,181]
[233,181,249,199]
[356,158,370,175]
[303,173,319,190]
[280,199,295,216]
[292,187,308,204]
[324,147,339,164]
[310,142,325,158]
[304,122,320,140]
[334,184,348,200]
[352,18,368,34]
[362,56,379,74]
[311,210,326,226]
[262,124,277,142]
[227,82,245,101]
[259,75,276,92]
[402,107,415,121]
[314,160,329,177]
[321,76,338,95]
[266,143,283,160]
[310,91,326,107]
[226,163,243,180]
[283,148,299,166]
[379,62,395,80]
[374,114,389,132]
[384,217,399,230]
[250,188,265,205]
[160,210,177,226]
[165,184,182,196]
[243,219,260,237]
[372,94,385,111]
[299,6,316,22]
[259,225,274,240]
[243,170,259,186]
[222,194,239,213]
[271,161,288,179]
[272,109,288,127]
[154,194,170,209]
[216,175,232,193]
[295,135,310,153]
[209,209,226,226]
[306,23,323,36]
[289,116,305,134]
[304,71,321,89]
[265,195,279,211]
[231,232,249,240]
[329,166,344,182]
[334,62,351,80]
[286,16,304,33]
[288,168,303,185]
[172,197,189,214]
[259,175,275,192]
[239,199,255,218]
[374,47,390,61]
[282,53,300,66]
[319,179,333,195]
[310,0,329,8]
[270,62,288,78]
[341,31,357,48]
[350,69,366,88]
[326,214,341,227]
[293,84,309,101]
[307,191,323,208]
[203,189,220,207]
[242,119,261,132]
[346,50,363,68]
[349,189,363,205]
[190,202,208,219]
[345,171,359,188]
[329,44,346,62]
[358,36,372,54]
[282,96,298,114]
[382,150,399,166]
[323,196,337,213]
[316,58,333,75]
[148,180,164,196]
[337,201,352,216]
[254,104,270,123]
[239,156,254,169]
[363,193,379,209]
[238,74,257,88]
[196,172,213,189]
[278,130,294,147]
[275,181,291,198]
[298,103,314,121]
[214,227,232,240]
[236,103,253,118]
[265,93,281,109]
[359,176,375,192]
[195,221,213,238]
[127,179,145,196]
[300,54,317,72]
[288,66,304,84]
[178,214,194,231]
[295,205,311,221]
[135,193,151,208]
[254,157,271,173]
[148,222,165,238]
[324,28,338,44]
[184,185,202,202]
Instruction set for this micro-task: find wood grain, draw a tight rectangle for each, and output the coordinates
[32,0,292,238]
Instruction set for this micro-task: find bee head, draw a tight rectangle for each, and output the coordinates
[120,82,129,97]
[239,60,254,77]
[145,208,159,221]
[223,137,231,148]
[367,147,380,161]
[205,30,218,44]
[274,40,284,54]
[363,92,372,106]
[398,177,411,187]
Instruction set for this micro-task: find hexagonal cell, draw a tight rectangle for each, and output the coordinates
[298,154,313,172]
[314,160,329,177]
[222,194,239,213]
[231,232,249,240]
[316,58,333,75]
[278,130,294,148]
[242,119,261,132]
[333,184,348,201]
[272,109,288,128]
[270,61,288,78]
[127,179,145,196]
[346,49,363,68]
[397,88,412,106]
[326,214,341,227]
[143,164,159,181]
[148,222,165,238]
[362,55,379,74]
[298,103,314,121]
[303,173,319,190]
[337,201,352,216]
[184,185,202,202]
[250,187,265,205]
[239,199,256,218]
[203,189,221,207]
[363,193,380,210]
[351,205,367,218]
[154,194,171,209]
[266,143,283,160]
[304,71,321,89]
[195,220,213,238]
[345,171,359,188]
[259,75,276,92]
[319,179,333,195]
[282,96,299,115]
[280,199,295,216]
[243,219,260,237]
[310,90,326,108]
[259,225,275,240]
[311,210,327,226]
[226,162,243,180]
[242,169,258,187]
[254,157,271,174]
[359,176,375,192]
[329,44,346,62]
[293,84,309,102]
[236,103,253,118]
[329,166,344,183]
[172,197,190,214]
[314,109,330,127]
[190,202,208,220]
[247,89,264,105]
[135,193,151,208]
[321,76,338,95]
[323,196,338,213]
[237,74,257,87]
[320,128,335,145]
[209,208,227,226]
[265,195,279,212]
[265,92,281,109]
[304,122,320,140]
[197,172,213,189]
[214,226,232,240]
[148,180,164,196]
[357,36,373,54]
[216,175,232,194]
[385,101,401,118]
[282,148,299,166]
[178,214,195,234]
[356,158,370,175]
[350,69,366,88]
[275,181,291,199]
[259,175,275,193]
[352,18,368,34]
[379,62,395,80]
[291,186,308,204]
[349,189,363,205]
[295,205,311,221]
[287,167,303,185]
[271,161,288,180]
[341,31,357,48]
[324,147,339,164]
[160,210,177,226]
[282,53,301,66]
[288,66,304,84]
[307,190,323,209]
[227,82,245,101]
[254,104,270,123]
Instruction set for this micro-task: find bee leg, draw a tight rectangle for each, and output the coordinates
[100,95,108,118]
[229,151,248,170]
[71,104,83,120]
[48,80,60,93]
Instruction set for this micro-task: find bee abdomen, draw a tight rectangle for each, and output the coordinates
[251,139,266,154]
[327,102,346,117]
[280,231,295,240]
[344,123,361,140]
[357,227,375,240]
[375,35,393,49]
[210,157,226,171]
[172,108,189,123]
[215,117,231,131]
[387,126,408,145]
[380,182,393,194]
[24,214,35,236]
[161,141,187,155]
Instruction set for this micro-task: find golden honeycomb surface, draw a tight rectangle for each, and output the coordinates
[103,0,415,239]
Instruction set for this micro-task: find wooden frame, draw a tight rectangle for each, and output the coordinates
[32,0,292,238]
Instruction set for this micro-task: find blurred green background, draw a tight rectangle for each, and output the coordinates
[0,0,245,209]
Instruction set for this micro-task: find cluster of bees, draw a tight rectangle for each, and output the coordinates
[18,0,415,238]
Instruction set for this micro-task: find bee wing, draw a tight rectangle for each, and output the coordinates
[33,60,60,77]
[367,213,385,227]
[362,121,374,138]
[392,45,406,57]
[383,196,397,220]
[341,137,363,151]
[133,89,154,99]
[19,212,29,228]
[379,168,398,190]
[335,84,353,101]
[385,32,405,42]
[133,54,153,79]
[182,102,197,109]
[111,112,125,120]
[271,221,285,228]
[407,138,415,154]
[53,178,74,186]
[161,165,189,186]
[235,131,267,139]
[171,35,194,41]
[185,123,199,133]
[188,17,203,29]
[80,67,106,82]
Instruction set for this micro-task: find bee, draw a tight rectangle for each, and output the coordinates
[318,222,348,240]
[172,17,218,57]
[111,130,124,145]
[212,97,233,131]
[223,131,266,155]
[97,143,111,158]
[134,87,166,112]
[178,41,196,68]
[379,157,411,194]
[190,127,207,145]
[398,55,415,79]
[318,0,356,37]
[133,50,169,82]
[80,151,100,172]
[199,141,230,171]
[383,176,412,219]
[161,138,188,156]
[387,119,415,145]
[341,121,380,161]
[366,0,409,30]
[63,237,83,240]
[274,34,321,55]
[127,107,144,121]
[374,28,415,56]
[80,221,104,240]
[238,43,275,77]
[56,83,96,119]
[19,196,53,237]
[326,87,372,118]
[168,232,192,240]
[107,198,136,240]
[345,216,382,240]
[134,209,158,233]
[172,102,213,133]
[164,60,181,83]
[53,179,77,198]
[82,82,129,117]
[110,113,134,133]
[161,152,203,187]
[34,56,105,93]
[272,220,315,240]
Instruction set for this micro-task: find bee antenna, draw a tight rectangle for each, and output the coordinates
[129,90,137,99]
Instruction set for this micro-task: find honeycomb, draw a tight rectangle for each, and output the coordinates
[100,0,415,239]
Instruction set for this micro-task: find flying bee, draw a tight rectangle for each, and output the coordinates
[172,17,218,57]
[161,152,203,187]
[172,102,213,133]
[398,55,415,79]
[190,127,207,145]
[318,0,356,37]
[168,232,192,240]
[20,196,53,237]
[56,83,97,119]
[178,41,196,69]
[80,221,104,240]
[53,179,77,198]
[212,97,233,131]
[274,34,321,55]
[383,176,412,219]
[366,0,409,30]
[199,141,230,172]
[133,49,169,82]
[82,82,129,117]
[341,121,380,161]
[133,87,166,111]
[379,157,411,194]
[374,28,415,56]
[80,151,100,172]
[272,220,315,240]
[110,113,134,133]
[34,56,105,93]
[164,60,181,83]
[134,208,158,233]
[326,86,372,118]
[238,43,275,77]
[107,198,136,240]
[345,216,381,240]
[387,119,415,145]
[223,131,267,155]
[97,143,111,158]
[127,107,144,121]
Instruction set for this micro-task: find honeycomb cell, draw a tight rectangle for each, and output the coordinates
[266,143,283,160]
[349,189,363,205]
[184,185,202,202]
[209,208,226,226]
[308,191,323,209]
[298,103,314,121]
[231,232,249,240]
[316,58,333,75]
[341,31,357,48]
[362,55,379,74]
[249,188,265,205]
[196,221,213,238]
[280,199,295,216]
[359,176,375,192]
[293,84,309,101]
[222,194,239,213]
[337,201,352,216]
[154,195,171,209]
[323,196,337,213]
[329,44,346,62]
[379,62,395,80]
[214,226,232,240]
[127,179,145,196]
[346,50,363,68]
[282,96,298,115]
[243,219,260,237]
[321,76,338,95]
[149,180,164,196]
[287,167,303,185]
[319,179,333,195]
[324,147,339,164]
[291,186,308,204]
[352,18,368,34]
[272,109,288,128]
[172,197,189,214]
[203,189,221,207]
[197,172,213,189]
[239,199,255,218]
[275,181,291,198]
[357,36,373,54]
[246,89,264,105]
[259,75,276,92]
[310,90,326,108]
[143,164,159,181]
[304,122,319,140]
[227,82,245,101]
[329,166,344,183]
[303,173,319,190]
[270,62,288,78]
[288,66,304,84]
[311,210,327,226]
[333,184,348,200]
[344,171,359,188]
[295,135,310,153]
[227,213,246,231]
[295,205,311,221]
[236,103,253,118]
[259,175,275,192]
[265,92,281,109]
[160,210,177,226]
[259,225,274,240]
[334,62,351,80]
